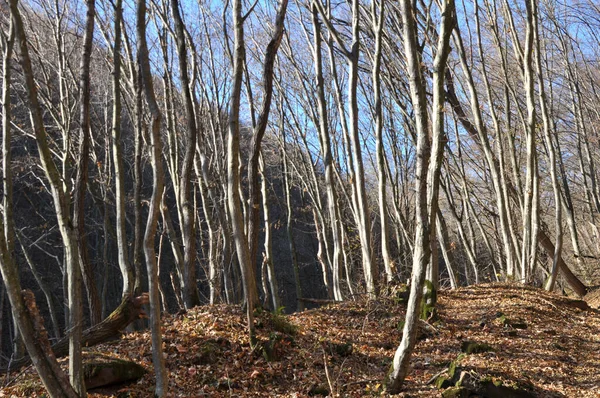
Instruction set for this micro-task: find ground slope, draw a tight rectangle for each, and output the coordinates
[2,283,600,397]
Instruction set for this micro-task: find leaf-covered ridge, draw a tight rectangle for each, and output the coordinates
[3,283,600,397]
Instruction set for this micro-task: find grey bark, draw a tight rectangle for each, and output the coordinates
[2,5,80,396]
[228,0,258,344]
[136,0,168,394]
[386,0,455,392]
[171,0,200,309]
[111,0,134,298]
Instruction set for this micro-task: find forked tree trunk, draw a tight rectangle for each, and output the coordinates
[386,0,455,392]
[9,0,87,393]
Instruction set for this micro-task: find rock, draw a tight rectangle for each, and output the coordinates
[441,386,470,398]
[453,370,536,398]
[461,340,494,354]
[308,383,329,396]
[479,379,536,398]
[83,354,145,390]
[497,314,527,329]
[435,376,452,389]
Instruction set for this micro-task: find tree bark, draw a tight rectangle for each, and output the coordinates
[246,0,289,298]
[386,0,455,392]
[136,0,168,394]
[0,10,79,396]
[111,0,134,298]
[228,0,258,344]
[171,0,200,309]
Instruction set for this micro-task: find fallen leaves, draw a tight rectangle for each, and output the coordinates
[3,283,600,397]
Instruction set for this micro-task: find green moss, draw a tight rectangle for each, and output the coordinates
[441,386,470,398]
[461,340,494,354]
[436,376,452,389]
[420,280,437,320]
[448,360,458,379]
[497,313,527,329]
[272,313,298,335]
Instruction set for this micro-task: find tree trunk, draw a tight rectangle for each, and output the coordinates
[228,0,258,345]
[246,0,289,300]
[311,4,343,301]
[111,0,134,298]
[386,0,455,392]
[136,0,168,395]
[171,0,200,309]
[0,11,79,396]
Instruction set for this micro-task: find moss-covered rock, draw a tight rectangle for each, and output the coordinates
[441,386,470,398]
[436,376,452,389]
[497,314,527,329]
[461,340,494,354]
[83,354,145,390]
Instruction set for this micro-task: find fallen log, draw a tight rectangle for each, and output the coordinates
[3,293,149,373]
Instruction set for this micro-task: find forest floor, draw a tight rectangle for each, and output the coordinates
[2,283,600,397]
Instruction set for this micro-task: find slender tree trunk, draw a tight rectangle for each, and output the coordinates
[281,138,303,311]
[228,0,258,344]
[1,10,24,362]
[436,210,458,289]
[372,0,394,283]
[519,0,539,282]
[259,155,279,310]
[348,0,377,298]
[111,0,134,298]
[171,0,200,309]
[386,0,454,392]
[311,4,343,301]
[531,9,562,290]
[2,7,79,396]
[246,0,289,295]
[137,0,168,394]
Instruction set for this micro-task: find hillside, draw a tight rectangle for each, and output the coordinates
[2,283,600,397]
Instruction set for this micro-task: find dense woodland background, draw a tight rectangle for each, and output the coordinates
[1,0,600,395]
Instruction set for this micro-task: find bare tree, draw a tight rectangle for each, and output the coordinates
[110,0,135,298]
[228,0,259,343]
[136,0,168,394]
[386,0,455,392]
[171,0,201,309]
[5,1,82,396]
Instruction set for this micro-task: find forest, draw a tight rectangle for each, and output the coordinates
[0,0,600,396]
